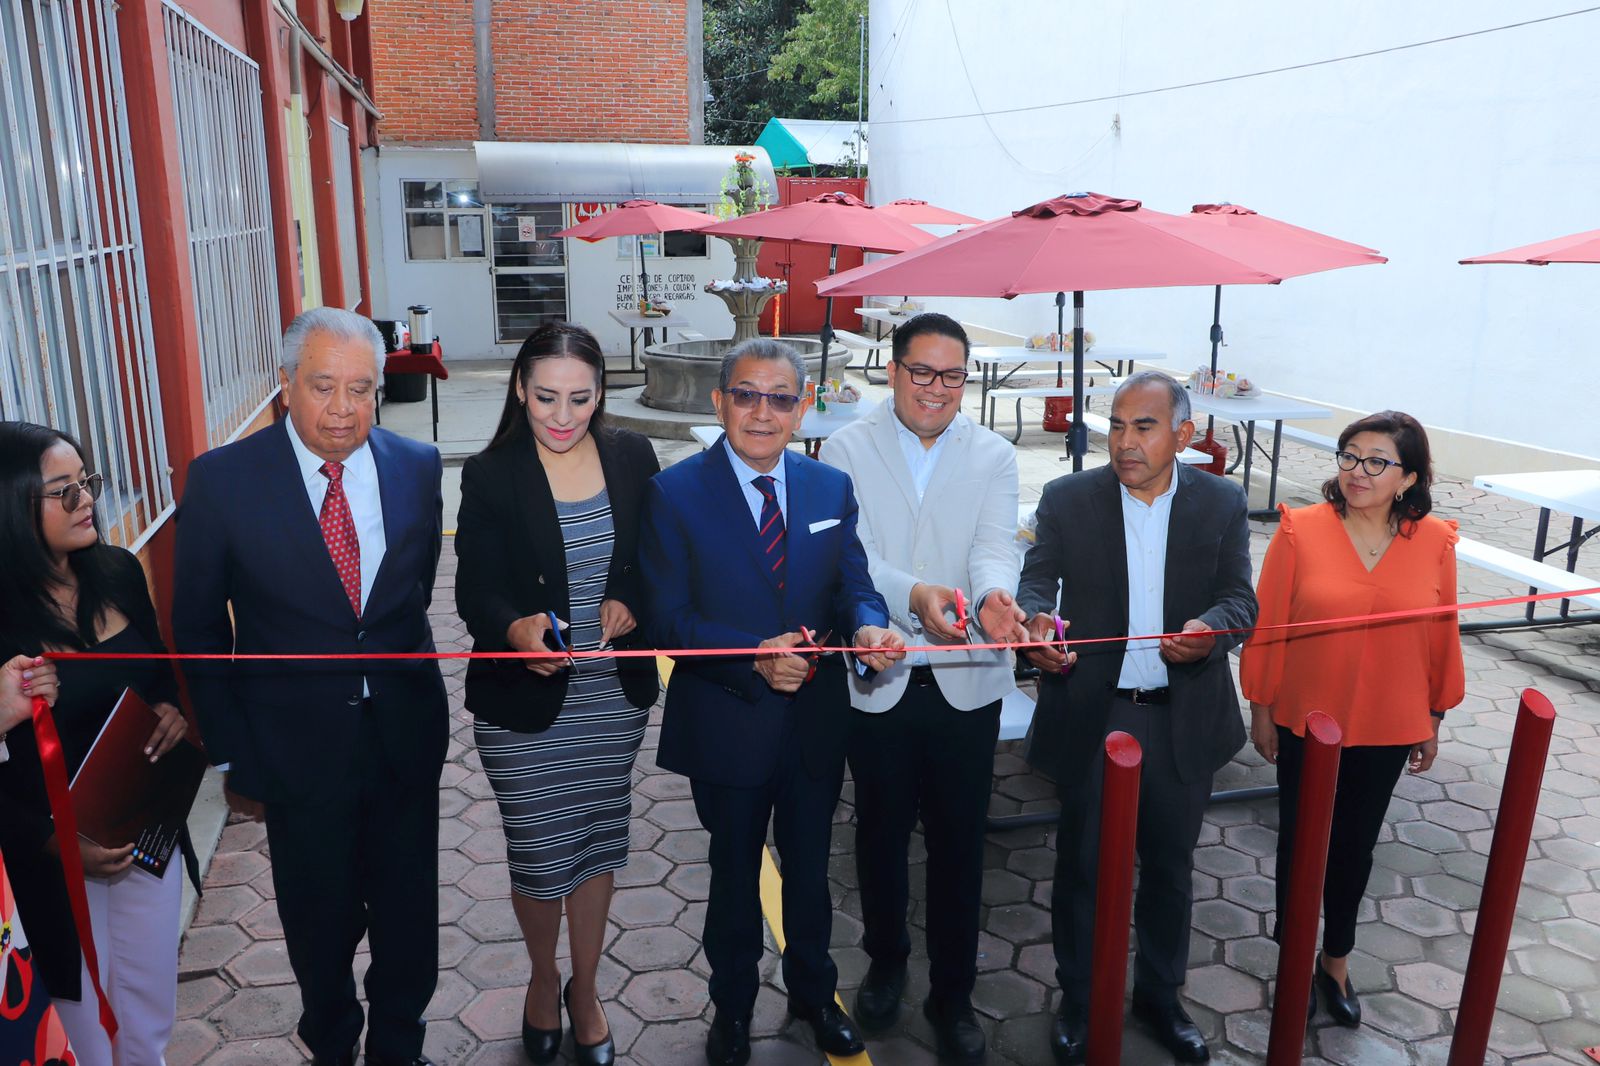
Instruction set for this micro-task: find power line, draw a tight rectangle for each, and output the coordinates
[876,5,1600,127]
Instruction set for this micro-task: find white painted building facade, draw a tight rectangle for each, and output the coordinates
[866,1,1600,468]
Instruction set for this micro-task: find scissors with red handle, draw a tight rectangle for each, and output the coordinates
[952,588,971,633]
[798,627,833,683]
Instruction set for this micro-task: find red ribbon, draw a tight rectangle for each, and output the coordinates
[30,695,118,1042]
[36,583,1600,664]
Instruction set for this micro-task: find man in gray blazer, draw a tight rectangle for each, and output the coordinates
[1019,372,1257,1065]
[821,313,1028,1065]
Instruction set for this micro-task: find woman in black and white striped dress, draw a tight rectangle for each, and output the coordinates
[456,323,660,1066]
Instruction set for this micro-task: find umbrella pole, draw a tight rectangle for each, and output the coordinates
[818,243,840,386]
[1071,290,1086,472]
[638,240,650,306]
[1206,284,1223,434]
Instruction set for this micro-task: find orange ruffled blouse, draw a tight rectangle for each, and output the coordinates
[1240,502,1466,748]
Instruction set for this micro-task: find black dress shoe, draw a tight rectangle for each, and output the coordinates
[1314,959,1361,1027]
[854,960,907,1030]
[563,978,616,1065]
[923,997,986,1064]
[705,1010,752,1066]
[1049,1005,1087,1065]
[1130,997,1209,1063]
[787,998,866,1057]
[521,981,562,1064]
[311,1052,355,1066]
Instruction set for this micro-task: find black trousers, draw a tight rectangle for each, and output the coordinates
[848,683,1000,1006]
[690,752,845,1018]
[1052,696,1210,1010]
[1273,725,1411,958]
[263,704,441,1060]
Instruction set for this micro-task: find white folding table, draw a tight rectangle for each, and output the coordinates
[1473,470,1600,620]
[1186,392,1332,518]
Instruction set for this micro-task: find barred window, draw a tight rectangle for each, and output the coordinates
[165,4,283,447]
[0,0,173,548]
[404,180,487,261]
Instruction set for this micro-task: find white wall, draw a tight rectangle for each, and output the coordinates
[373,147,737,359]
[868,0,1600,464]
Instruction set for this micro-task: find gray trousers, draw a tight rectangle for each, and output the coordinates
[1051,695,1212,1009]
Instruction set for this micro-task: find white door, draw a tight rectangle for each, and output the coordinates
[489,203,568,342]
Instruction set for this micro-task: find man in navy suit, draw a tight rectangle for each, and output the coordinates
[641,339,905,1065]
[173,308,447,1066]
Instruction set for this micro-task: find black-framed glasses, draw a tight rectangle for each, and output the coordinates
[897,363,970,388]
[722,387,801,413]
[37,473,104,512]
[1334,451,1403,477]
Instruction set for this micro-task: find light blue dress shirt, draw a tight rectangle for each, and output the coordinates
[893,412,958,666]
[1117,471,1177,690]
[723,438,788,529]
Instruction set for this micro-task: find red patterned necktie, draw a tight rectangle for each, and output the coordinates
[319,461,362,616]
[753,475,785,590]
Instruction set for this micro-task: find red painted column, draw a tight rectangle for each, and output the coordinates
[243,1,302,328]
[332,13,373,314]
[1267,711,1344,1066]
[304,56,346,309]
[1448,689,1557,1066]
[1087,731,1142,1065]
[112,0,209,628]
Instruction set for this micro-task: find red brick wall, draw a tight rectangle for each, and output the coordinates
[368,0,690,145]
[368,0,479,142]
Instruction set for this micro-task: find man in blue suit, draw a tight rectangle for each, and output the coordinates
[173,308,447,1066]
[641,339,904,1065]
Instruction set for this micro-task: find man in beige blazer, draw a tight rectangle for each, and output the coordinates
[820,313,1028,1065]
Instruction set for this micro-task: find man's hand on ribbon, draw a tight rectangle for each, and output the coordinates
[506,613,570,676]
[1022,613,1075,673]
[754,632,812,693]
[976,590,1029,645]
[1159,619,1215,664]
[909,583,964,642]
[853,626,907,674]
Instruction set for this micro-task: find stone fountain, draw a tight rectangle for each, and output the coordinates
[639,233,841,415]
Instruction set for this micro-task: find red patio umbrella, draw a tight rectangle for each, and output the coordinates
[553,199,715,305]
[698,192,935,382]
[1184,204,1386,446]
[1460,228,1600,264]
[875,198,984,226]
[818,192,1305,468]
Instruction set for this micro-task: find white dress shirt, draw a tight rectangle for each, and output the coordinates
[723,438,788,529]
[893,411,957,665]
[285,415,387,613]
[1117,471,1177,690]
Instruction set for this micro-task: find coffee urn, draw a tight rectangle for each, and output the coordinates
[408,304,434,354]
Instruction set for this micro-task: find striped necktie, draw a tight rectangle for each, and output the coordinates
[753,475,785,590]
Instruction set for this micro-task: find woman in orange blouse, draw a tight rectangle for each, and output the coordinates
[1240,410,1464,1030]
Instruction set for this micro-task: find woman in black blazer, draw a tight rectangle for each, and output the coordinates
[455,323,659,1066]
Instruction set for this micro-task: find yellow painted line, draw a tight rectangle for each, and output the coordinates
[444,529,455,536]
[759,847,874,1066]
[657,655,674,685]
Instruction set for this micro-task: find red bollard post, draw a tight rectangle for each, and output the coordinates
[1448,689,1556,1066]
[1267,710,1343,1066]
[1087,731,1142,1066]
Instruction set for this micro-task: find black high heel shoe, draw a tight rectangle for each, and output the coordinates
[521,982,561,1064]
[563,978,616,1066]
[1314,956,1361,1027]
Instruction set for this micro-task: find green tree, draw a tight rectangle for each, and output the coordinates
[768,0,866,111]
[703,0,828,145]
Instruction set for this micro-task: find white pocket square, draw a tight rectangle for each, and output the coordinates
[808,518,841,534]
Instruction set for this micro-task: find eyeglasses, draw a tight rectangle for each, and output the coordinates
[1334,451,1403,477]
[896,362,970,388]
[721,387,801,414]
[37,473,104,512]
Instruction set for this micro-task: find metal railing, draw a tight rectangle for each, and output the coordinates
[0,0,173,548]
[163,1,281,448]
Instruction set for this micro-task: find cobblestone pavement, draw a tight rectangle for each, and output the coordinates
[171,383,1600,1064]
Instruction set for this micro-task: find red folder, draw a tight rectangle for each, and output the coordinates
[68,688,206,877]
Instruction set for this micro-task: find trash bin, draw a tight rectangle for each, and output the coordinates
[384,371,428,402]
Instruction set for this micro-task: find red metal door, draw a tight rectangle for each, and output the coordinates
[757,176,867,335]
